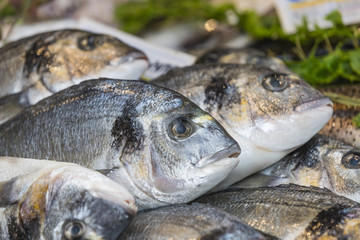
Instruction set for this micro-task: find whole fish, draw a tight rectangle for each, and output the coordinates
[153,64,333,190]
[120,203,278,240]
[194,184,360,239]
[0,79,241,210]
[0,156,137,240]
[0,29,148,124]
[318,84,360,148]
[196,48,291,74]
[233,134,360,202]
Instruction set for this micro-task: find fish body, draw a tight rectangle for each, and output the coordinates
[0,79,240,209]
[318,84,360,148]
[0,29,148,124]
[120,203,277,240]
[234,134,360,202]
[153,64,333,190]
[196,48,291,73]
[194,184,360,239]
[0,156,137,240]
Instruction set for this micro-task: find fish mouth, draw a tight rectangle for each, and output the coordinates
[110,51,148,66]
[196,143,240,168]
[294,97,333,112]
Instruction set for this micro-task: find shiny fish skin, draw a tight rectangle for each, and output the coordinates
[234,134,360,202]
[120,203,277,240]
[0,156,137,240]
[153,63,333,190]
[196,48,292,74]
[318,84,360,148]
[194,184,360,239]
[0,79,240,210]
[0,29,148,124]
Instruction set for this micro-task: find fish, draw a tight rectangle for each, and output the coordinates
[0,29,148,124]
[0,78,241,210]
[317,84,360,148]
[194,184,360,239]
[152,63,333,190]
[0,156,137,240]
[120,203,278,240]
[196,48,292,73]
[232,134,360,202]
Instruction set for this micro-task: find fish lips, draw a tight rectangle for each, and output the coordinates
[196,143,240,168]
[294,97,333,112]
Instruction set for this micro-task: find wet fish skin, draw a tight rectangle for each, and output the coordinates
[234,134,360,202]
[0,79,240,210]
[0,156,137,240]
[0,29,148,123]
[194,184,360,239]
[153,63,333,190]
[120,203,277,240]
[196,48,292,74]
[318,84,360,148]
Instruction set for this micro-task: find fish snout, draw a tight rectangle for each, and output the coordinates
[110,51,148,66]
[294,97,333,112]
[196,143,241,168]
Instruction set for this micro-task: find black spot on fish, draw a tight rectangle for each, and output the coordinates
[204,75,240,110]
[111,107,144,155]
[23,34,58,91]
[7,213,29,240]
[305,204,351,238]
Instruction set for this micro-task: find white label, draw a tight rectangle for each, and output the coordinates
[275,0,360,34]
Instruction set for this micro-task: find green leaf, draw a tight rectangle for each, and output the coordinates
[350,49,360,75]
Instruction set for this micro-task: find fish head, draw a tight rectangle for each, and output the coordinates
[218,65,333,153]
[19,165,137,240]
[323,144,360,201]
[28,30,148,95]
[115,84,240,208]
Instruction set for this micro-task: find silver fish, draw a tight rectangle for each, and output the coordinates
[194,184,360,239]
[120,203,278,240]
[233,134,360,203]
[196,48,292,74]
[0,79,240,210]
[0,29,148,124]
[153,64,333,190]
[318,84,360,148]
[0,156,137,240]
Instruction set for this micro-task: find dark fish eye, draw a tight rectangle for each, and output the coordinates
[77,35,102,51]
[169,118,193,139]
[261,73,288,92]
[64,220,86,239]
[341,151,360,169]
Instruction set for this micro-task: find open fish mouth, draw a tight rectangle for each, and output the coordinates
[196,143,240,168]
[294,97,333,112]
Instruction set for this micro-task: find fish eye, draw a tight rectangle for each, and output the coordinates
[77,35,102,51]
[169,118,193,139]
[64,220,86,239]
[261,73,288,92]
[341,151,360,169]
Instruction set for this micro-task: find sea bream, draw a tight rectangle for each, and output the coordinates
[194,184,360,239]
[318,84,360,148]
[233,134,360,203]
[0,29,148,124]
[120,203,278,240]
[153,64,333,190]
[0,79,241,210]
[0,156,137,240]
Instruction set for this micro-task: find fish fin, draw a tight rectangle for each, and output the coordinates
[229,173,289,189]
